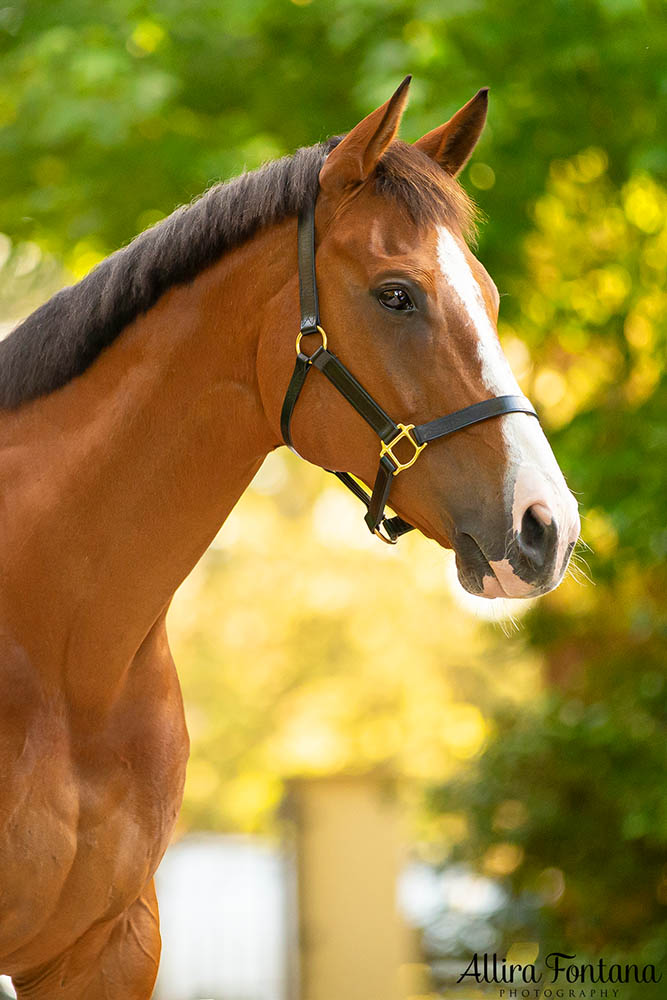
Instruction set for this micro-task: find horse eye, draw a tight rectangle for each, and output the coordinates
[377,287,414,311]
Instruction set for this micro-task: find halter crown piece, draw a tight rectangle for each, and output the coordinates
[280,198,539,544]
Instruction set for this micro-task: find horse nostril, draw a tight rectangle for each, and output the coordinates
[530,502,553,527]
[517,503,555,568]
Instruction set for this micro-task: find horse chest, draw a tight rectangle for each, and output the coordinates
[0,637,188,971]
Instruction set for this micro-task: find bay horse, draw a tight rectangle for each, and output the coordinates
[0,78,579,998]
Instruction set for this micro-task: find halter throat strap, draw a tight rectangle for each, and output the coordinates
[280,199,539,544]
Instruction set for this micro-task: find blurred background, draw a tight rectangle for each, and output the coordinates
[0,2,665,998]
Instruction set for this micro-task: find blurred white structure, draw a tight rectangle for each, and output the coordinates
[154,834,292,1000]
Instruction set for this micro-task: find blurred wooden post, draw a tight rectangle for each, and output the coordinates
[283,773,415,1000]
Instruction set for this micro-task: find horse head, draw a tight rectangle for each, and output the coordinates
[274,79,580,599]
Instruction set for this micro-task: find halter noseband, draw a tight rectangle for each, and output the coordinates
[280,199,539,544]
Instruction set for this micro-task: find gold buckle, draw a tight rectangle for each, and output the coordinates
[296,325,327,358]
[380,423,427,475]
[374,523,398,545]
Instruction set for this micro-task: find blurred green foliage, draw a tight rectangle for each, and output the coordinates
[431,142,667,994]
[1,0,665,283]
[1,0,666,989]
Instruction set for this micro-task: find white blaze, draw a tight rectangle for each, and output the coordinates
[436,227,521,398]
[435,226,579,588]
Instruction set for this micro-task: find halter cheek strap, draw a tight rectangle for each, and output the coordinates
[280,199,539,544]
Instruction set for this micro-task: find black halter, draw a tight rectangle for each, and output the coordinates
[280,199,539,544]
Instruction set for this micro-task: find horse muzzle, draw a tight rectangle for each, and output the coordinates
[453,498,581,599]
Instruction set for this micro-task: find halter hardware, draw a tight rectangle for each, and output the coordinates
[373,522,400,545]
[296,325,327,357]
[280,198,539,543]
[380,423,427,475]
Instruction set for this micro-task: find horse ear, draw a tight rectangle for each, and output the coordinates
[414,88,488,176]
[319,76,412,195]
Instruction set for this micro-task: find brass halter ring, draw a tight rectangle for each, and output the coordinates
[296,325,327,358]
[373,524,398,545]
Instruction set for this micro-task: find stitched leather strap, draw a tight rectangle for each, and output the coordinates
[298,203,319,334]
[312,350,397,441]
[280,204,324,452]
[414,394,537,445]
[280,353,311,450]
[365,456,397,533]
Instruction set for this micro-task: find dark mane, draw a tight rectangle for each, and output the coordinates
[0,138,476,409]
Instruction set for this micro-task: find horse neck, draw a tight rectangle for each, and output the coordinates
[1,219,295,706]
